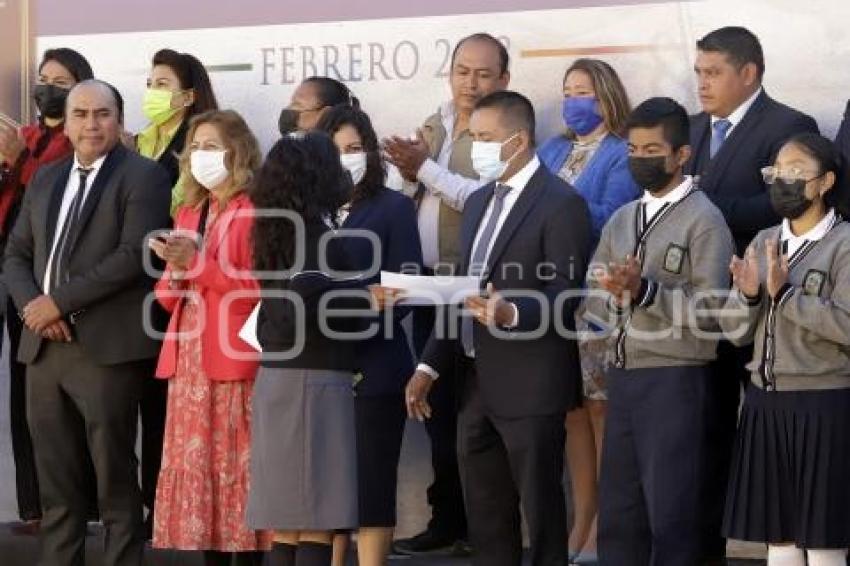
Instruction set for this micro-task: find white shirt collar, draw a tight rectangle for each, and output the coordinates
[72,153,107,174]
[711,86,762,129]
[781,208,837,243]
[501,155,540,194]
[641,175,693,205]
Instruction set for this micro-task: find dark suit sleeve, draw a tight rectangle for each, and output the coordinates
[512,190,591,332]
[50,161,171,315]
[3,167,48,312]
[711,113,819,235]
[835,100,850,150]
[420,320,456,378]
[384,196,424,323]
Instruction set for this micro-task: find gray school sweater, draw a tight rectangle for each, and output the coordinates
[720,217,850,391]
[582,186,735,369]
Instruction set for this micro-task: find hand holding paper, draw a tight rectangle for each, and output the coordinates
[379,271,480,306]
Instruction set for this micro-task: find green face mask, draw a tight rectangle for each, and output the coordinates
[143,88,181,125]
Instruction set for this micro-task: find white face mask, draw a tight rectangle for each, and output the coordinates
[340,152,368,186]
[190,149,229,190]
[471,132,520,181]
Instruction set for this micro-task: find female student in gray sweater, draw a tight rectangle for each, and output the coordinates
[721,133,850,566]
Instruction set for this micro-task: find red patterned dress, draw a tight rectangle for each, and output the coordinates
[152,205,271,551]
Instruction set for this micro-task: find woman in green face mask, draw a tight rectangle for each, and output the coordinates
[135,49,219,213]
[132,48,219,544]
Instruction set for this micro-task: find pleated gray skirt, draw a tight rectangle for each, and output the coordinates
[246,367,358,531]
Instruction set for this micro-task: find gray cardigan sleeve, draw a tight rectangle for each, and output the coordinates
[776,253,850,347]
[581,218,628,331]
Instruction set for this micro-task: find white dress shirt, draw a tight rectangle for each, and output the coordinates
[416,156,540,379]
[43,154,106,293]
[781,207,836,257]
[710,86,762,140]
[416,100,489,268]
[640,175,694,220]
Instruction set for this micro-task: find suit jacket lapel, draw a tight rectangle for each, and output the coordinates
[702,91,768,184]
[45,159,74,257]
[460,182,493,274]
[66,144,126,252]
[483,167,545,281]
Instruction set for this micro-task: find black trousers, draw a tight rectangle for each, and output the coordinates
[140,367,167,524]
[5,304,40,521]
[703,341,750,560]
[412,304,467,538]
[8,300,102,524]
[457,361,567,566]
[598,365,710,566]
[27,340,147,566]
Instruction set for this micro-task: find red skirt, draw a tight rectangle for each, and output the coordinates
[153,301,272,551]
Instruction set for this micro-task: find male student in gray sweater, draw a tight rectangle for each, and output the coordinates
[583,97,735,566]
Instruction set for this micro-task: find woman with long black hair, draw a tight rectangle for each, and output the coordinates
[246,131,368,566]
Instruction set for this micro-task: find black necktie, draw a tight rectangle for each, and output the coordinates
[50,168,92,293]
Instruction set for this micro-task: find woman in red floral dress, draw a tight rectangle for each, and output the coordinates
[149,109,271,566]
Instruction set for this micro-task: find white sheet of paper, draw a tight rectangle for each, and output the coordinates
[380,271,480,305]
[239,303,262,352]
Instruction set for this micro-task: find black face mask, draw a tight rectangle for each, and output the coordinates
[769,179,814,219]
[33,84,70,120]
[628,156,676,194]
[278,108,301,136]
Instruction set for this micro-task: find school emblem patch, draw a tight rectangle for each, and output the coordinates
[802,269,826,297]
[663,244,687,274]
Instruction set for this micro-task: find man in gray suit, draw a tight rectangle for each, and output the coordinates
[3,79,171,566]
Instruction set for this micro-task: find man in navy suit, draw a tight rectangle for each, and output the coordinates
[685,26,819,563]
[404,91,592,566]
[834,100,850,199]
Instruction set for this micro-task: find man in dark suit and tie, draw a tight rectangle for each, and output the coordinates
[403,90,592,566]
[685,26,819,563]
[3,79,171,566]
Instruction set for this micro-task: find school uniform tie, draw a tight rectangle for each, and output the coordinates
[462,183,512,356]
[710,118,732,158]
[50,167,91,293]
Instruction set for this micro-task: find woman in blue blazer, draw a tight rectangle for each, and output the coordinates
[317,105,423,566]
[538,58,639,563]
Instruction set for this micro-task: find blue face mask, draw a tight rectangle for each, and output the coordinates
[562,96,604,136]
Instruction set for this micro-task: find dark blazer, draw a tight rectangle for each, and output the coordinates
[834,99,850,198]
[257,220,370,370]
[422,163,592,418]
[3,144,172,365]
[342,187,423,396]
[685,90,819,253]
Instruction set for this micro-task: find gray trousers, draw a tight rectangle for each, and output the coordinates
[27,340,147,566]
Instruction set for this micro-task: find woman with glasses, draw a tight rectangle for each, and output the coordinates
[721,133,850,566]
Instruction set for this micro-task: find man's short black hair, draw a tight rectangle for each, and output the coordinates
[626,97,690,150]
[70,79,125,123]
[474,90,535,146]
[451,33,510,76]
[697,26,765,79]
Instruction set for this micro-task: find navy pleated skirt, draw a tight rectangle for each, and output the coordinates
[723,385,850,548]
